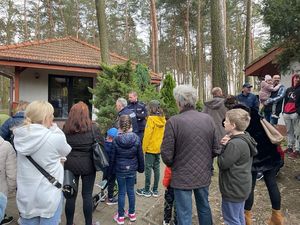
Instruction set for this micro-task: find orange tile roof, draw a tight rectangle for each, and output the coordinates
[0,37,161,80]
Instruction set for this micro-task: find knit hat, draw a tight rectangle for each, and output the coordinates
[264,75,272,81]
[107,127,118,138]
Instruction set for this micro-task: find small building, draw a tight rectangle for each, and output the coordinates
[0,37,161,119]
[245,46,300,128]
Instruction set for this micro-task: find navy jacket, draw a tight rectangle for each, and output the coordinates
[236,92,259,111]
[127,101,147,132]
[118,108,139,134]
[0,111,25,141]
[109,132,144,175]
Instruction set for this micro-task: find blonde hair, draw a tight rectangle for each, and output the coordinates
[226,109,250,132]
[211,87,222,97]
[119,115,132,133]
[24,100,54,125]
[16,100,29,112]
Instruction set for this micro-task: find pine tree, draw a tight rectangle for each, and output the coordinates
[160,72,178,118]
[90,62,134,133]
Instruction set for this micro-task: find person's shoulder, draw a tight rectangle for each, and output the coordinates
[137,101,146,107]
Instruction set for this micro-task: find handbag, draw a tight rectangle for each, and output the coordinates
[91,127,109,171]
[260,118,284,145]
[26,156,77,199]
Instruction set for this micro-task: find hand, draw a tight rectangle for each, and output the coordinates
[220,134,231,146]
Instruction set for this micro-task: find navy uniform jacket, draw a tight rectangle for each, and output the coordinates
[127,101,147,132]
[118,107,139,134]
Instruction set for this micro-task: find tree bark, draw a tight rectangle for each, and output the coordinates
[95,0,110,64]
[35,0,41,39]
[244,0,252,82]
[46,0,55,37]
[211,0,228,95]
[197,0,204,101]
[150,0,159,73]
[23,0,28,40]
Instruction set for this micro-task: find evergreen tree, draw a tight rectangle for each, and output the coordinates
[160,72,178,118]
[90,62,134,133]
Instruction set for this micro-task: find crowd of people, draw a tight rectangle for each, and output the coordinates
[0,73,299,225]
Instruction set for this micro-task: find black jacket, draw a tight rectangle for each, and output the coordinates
[117,108,139,134]
[109,132,144,175]
[127,101,147,132]
[64,124,104,175]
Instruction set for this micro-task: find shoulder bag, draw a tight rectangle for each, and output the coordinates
[91,127,109,171]
[26,156,77,199]
[260,118,284,145]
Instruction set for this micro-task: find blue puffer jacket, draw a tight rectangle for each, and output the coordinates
[0,111,25,141]
[109,132,144,175]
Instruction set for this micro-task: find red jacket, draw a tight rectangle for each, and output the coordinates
[162,166,172,188]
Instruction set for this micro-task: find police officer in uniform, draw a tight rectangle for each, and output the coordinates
[127,91,147,140]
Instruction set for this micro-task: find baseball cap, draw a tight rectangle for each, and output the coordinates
[107,127,118,138]
[242,83,253,88]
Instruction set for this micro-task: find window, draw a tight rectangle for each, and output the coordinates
[48,75,93,119]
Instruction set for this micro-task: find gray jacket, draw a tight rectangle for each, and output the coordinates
[218,132,257,202]
[161,108,221,189]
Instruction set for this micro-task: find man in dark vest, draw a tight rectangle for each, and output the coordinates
[126,91,147,140]
[263,74,286,125]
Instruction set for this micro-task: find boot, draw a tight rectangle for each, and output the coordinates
[268,209,284,225]
[244,210,252,225]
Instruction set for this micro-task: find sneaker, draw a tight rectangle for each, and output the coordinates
[17,218,21,225]
[152,190,159,197]
[106,197,118,206]
[163,221,170,225]
[284,147,293,154]
[256,172,264,181]
[113,213,125,225]
[271,114,279,118]
[0,215,13,225]
[124,210,137,222]
[136,188,152,197]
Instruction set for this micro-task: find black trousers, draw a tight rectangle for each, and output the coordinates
[164,187,177,224]
[65,173,96,225]
[245,168,281,210]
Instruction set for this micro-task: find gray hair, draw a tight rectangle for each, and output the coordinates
[117,97,128,107]
[173,85,197,108]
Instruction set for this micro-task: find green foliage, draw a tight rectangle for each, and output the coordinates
[196,100,204,112]
[261,0,300,71]
[160,72,178,118]
[133,64,151,91]
[90,61,134,133]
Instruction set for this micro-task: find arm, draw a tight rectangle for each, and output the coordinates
[50,124,72,157]
[142,118,154,153]
[161,120,175,167]
[217,142,241,170]
[162,167,172,188]
[108,142,117,176]
[265,85,286,105]
[136,104,147,120]
[5,143,17,194]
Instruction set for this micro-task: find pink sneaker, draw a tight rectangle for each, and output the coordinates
[125,210,137,222]
[113,212,125,225]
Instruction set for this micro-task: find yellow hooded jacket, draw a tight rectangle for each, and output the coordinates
[142,115,166,154]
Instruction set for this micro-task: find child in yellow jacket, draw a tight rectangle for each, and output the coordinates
[136,100,166,197]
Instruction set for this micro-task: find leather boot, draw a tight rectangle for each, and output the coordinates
[268,209,284,225]
[244,210,252,225]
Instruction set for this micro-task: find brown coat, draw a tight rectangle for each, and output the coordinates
[0,136,16,195]
[161,108,220,189]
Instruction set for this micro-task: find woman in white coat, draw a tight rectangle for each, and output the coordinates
[13,100,71,225]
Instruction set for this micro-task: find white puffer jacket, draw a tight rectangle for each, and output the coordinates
[0,136,16,196]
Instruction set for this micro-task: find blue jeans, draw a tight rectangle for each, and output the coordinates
[116,172,136,217]
[222,199,245,225]
[20,195,63,225]
[174,186,212,225]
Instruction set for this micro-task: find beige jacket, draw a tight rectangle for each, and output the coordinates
[0,136,17,195]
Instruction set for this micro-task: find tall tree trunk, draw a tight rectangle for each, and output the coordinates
[124,1,130,57]
[35,0,41,39]
[150,0,159,73]
[46,0,54,37]
[95,0,110,64]
[185,0,191,84]
[211,0,228,95]
[23,0,28,40]
[58,0,67,36]
[197,0,204,101]
[75,0,80,38]
[244,0,252,82]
